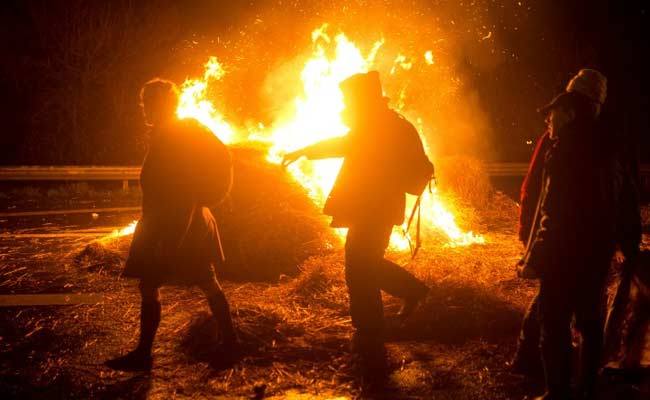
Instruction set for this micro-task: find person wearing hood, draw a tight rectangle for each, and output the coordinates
[283,71,431,372]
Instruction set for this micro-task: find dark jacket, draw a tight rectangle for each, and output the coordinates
[301,108,423,228]
[521,119,618,276]
[123,118,232,285]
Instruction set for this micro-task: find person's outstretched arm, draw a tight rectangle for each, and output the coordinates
[282,136,347,167]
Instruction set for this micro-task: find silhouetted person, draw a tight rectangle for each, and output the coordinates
[513,70,609,377]
[106,78,235,371]
[519,69,617,400]
[283,71,431,371]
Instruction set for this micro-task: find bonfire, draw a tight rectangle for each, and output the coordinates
[172,24,485,252]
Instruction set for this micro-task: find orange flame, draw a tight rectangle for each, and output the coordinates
[177,56,236,144]
[263,25,483,249]
[266,25,383,204]
[141,25,484,250]
[100,220,138,242]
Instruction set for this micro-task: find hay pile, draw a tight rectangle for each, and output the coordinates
[434,155,493,210]
[216,144,337,281]
[74,144,337,282]
[433,155,519,233]
[73,151,519,284]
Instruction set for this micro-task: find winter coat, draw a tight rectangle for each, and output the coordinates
[518,131,552,245]
[520,119,618,277]
[301,107,425,228]
[122,118,232,285]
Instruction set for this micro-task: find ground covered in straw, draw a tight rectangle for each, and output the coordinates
[1,151,646,399]
[2,224,535,399]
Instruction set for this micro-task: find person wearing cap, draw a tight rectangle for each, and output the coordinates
[511,70,609,378]
[517,69,618,400]
[105,78,237,371]
[282,71,430,369]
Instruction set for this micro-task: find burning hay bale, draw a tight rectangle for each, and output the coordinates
[215,144,338,281]
[434,155,518,232]
[434,155,493,210]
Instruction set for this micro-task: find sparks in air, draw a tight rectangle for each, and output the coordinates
[160,24,484,249]
[261,25,483,249]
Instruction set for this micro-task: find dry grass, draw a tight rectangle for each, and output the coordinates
[2,150,550,399]
[427,156,519,236]
[207,145,337,281]
[435,155,493,210]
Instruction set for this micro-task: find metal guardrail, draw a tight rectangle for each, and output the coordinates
[0,166,140,190]
[1,164,649,186]
[485,163,528,177]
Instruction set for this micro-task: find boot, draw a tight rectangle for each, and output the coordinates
[105,348,153,372]
[511,295,543,377]
[351,332,387,378]
[206,291,237,347]
[397,287,429,322]
[105,300,160,371]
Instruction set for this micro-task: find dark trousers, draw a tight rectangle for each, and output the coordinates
[345,223,428,336]
[515,293,542,368]
[538,255,609,398]
[138,274,235,352]
[604,253,648,369]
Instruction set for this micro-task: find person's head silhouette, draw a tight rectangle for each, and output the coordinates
[139,78,180,128]
[339,71,389,129]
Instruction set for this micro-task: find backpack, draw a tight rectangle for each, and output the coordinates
[393,115,435,258]
[395,116,435,195]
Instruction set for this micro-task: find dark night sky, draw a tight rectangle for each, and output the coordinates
[0,0,648,164]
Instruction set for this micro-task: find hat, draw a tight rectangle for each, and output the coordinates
[339,71,388,104]
[537,91,582,114]
[566,68,607,105]
[538,68,608,114]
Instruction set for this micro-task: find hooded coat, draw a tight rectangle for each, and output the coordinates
[122,118,232,285]
[300,107,426,228]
